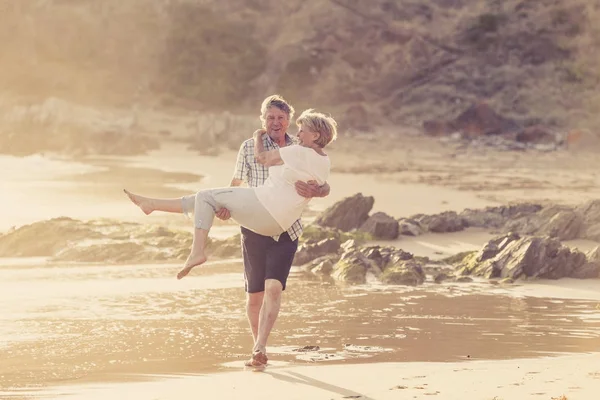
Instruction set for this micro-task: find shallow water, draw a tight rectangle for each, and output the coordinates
[1,258,600,396]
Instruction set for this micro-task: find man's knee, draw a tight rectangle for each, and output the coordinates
[264,279,283,299]
[246,292,264,310]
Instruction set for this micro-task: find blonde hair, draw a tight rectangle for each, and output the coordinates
[296,109,338,148]
[259,94,295,127]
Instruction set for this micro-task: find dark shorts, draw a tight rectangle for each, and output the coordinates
[241,227,298,293]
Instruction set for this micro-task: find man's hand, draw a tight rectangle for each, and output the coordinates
[216,208,231,221]
[295,180,322,199]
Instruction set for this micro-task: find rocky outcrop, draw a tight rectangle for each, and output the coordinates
[330,244,424,285]
[0,217,103,257]
[422,103,565,151]
[359,212,399,239]
[453,233,597,280]
[575,200,600,241]
[314,193,374,232]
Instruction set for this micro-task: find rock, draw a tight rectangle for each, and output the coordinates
[360,246,413,270]
[293,345,320,352]
[331,250,371,284]
[459,235,588,280]
[504,205,583,241]
[398,218,424,236]
[460,203,542,229]
[359,212,399,239]
[535,209,583,240]
[476,232,521,262]
[341,239,358,252]
[455,276,473,283]
[53,242,166,263]
[311,259,335,275]
[0,217,102,257]
[451,102,521,138]
[434,272,452,283]
[575,200,600,241]
[293,237,341,266]
[515,125,558,145]
[414,211,466,233]
[315,193,375,232]
[331,246,416,284]
[573,246,600,279]
[381,259,426,286]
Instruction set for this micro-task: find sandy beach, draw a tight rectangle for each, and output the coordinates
[2,135,600,400]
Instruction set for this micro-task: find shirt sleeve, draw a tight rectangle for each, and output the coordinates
[232,140,249,182]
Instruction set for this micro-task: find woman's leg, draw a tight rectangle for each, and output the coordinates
[124,189,185,215]
[177,188,284,279]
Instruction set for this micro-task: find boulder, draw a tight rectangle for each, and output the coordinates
[381,259,426,285]
[504,205,583,240]
[359,212,399,239]
[575,200,600,241]
[573,246,600,279]
[331,246,417,285]
[457,235,588,280]
[293,237,341,266]
[314,193,374,232]
[331,250,371,284]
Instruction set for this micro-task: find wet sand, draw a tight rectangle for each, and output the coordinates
[1,258,600,399]
[2,141,600,399]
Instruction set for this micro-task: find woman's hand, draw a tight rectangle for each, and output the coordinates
[253,128,266,139]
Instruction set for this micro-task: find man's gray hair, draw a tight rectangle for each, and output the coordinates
[260,94,295,126]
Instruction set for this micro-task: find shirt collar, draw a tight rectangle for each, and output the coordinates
[265,132,296,147]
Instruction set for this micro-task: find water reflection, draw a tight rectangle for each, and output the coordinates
[1,259,599,393]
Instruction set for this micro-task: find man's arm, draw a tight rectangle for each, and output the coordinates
[295,180,330,198]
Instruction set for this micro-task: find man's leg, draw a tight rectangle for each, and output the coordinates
[240,227,269,365]
[246,291,264,342]
[250,232,298,364]
[253,279,283,354]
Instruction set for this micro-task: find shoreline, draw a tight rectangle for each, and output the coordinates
[15,352,600,400]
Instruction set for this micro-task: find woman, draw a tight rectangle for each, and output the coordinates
[124,109,337,280]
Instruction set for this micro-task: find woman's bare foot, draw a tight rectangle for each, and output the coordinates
[123,189,154,215]
[177,252,207,280]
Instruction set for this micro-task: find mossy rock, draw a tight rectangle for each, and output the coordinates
[381,260,426,286]
[332,257,367,284]
[441,251,477,266]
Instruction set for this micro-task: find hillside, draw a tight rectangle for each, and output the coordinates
[1,0,599,132]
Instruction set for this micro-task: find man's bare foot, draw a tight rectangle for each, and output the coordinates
[177,253,207,280]
[243,347,268,367]
[123,189,154,215]
[243,350,268,368]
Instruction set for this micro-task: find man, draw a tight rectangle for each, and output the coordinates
[216,94,330,367]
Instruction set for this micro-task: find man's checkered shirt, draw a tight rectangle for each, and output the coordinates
[233,133,303,241]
